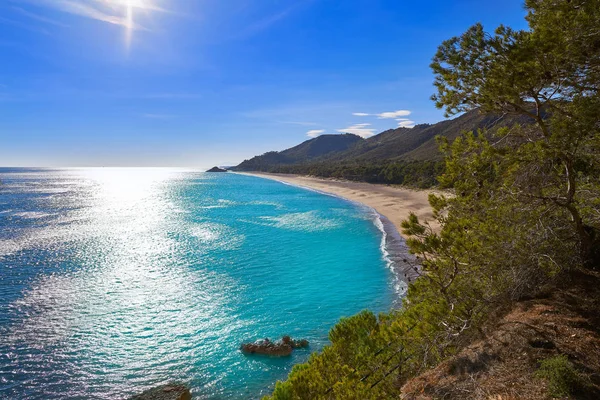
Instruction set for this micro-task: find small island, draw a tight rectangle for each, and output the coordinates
[206,166,228,173]
[129,383,191,400]
[241,336,309,357]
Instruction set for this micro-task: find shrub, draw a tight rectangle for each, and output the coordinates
[535,355,588,398]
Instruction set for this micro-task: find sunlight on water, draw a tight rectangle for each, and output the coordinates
[0,168,397,399]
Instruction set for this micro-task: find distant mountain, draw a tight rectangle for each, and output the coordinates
[206,166,228,172]
[235,110,533,168]
[337,109,532,162]
[235,133,363,170]
[232,109,535,187]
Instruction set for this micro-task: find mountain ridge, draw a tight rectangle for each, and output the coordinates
[234,133,363,171]
[233,109,534,174]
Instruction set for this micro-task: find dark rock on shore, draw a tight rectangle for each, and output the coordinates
[206,166,228,172]
[241,336,309,357]
[129,384,191,400]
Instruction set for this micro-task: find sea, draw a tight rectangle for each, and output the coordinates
[0,168,403,399]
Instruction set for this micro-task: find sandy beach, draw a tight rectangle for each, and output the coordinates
[244,172,441,238]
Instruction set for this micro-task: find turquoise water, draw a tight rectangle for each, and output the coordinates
[0,168,397,399]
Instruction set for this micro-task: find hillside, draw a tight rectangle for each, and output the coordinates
[324,109,529,163]
[235,133,363,171]
[234,110,533,168]
[232,110,535,186]
[402,268,600,399]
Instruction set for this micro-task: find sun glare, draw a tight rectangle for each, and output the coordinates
[113,0,149,8]
[107,0,156,49]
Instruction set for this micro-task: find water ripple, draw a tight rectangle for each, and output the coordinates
[0,168,399,399]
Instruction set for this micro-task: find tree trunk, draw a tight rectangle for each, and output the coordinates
[582,225,600,270]
[562,160,598,269]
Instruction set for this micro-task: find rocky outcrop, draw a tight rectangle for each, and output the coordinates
[241,336,309,357]
[282,335,309,349]
[206,166,227,172]
[129,384,191,400]
[242,340,293,356]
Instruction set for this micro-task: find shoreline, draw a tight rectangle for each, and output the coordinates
[240,172,440,286]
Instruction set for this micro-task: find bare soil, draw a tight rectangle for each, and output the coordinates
[401,269,600,399]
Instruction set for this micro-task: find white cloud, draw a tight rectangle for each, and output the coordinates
[397,120,415,128]
[14,0,162,30]
[229,2,305,40]
[12,6,69,27]
[377,110,411,119]
[352,110,412,119]
[337,124,376,138]
[306,129,325,138]
[0,16,51,34]
[12,7,69,28]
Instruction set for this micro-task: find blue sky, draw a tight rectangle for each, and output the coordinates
[0,0,528,167]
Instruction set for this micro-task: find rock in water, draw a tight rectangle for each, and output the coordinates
[241,339,293,357]
[282,336,309,349]
[206,166,227,172]
[129,384,191,400]
[240,336,309,357]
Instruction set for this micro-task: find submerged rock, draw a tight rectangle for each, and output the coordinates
[241,336,309,357]
[206,166,228,173]
[129,384,191,400]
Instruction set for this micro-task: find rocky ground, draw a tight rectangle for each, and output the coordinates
[401,269,600,399]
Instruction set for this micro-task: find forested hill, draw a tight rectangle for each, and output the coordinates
[232,109,533,187]
[234,133,363,171]
[324,109,531,162]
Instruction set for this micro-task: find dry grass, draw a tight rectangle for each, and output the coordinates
[401,269,600,399]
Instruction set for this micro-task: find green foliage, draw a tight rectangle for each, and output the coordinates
[265,1,600,398]
[431,0,600,267]
[536,355,589,398]
[243,160,444,189]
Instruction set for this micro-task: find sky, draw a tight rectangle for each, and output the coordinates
[0,0,529,167]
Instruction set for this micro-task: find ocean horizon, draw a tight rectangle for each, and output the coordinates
[0,167,404,399]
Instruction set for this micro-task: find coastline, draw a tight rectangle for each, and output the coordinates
[240,172,441,286]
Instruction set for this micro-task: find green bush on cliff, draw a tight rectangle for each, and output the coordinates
[536,355,589,398]
[265,1,600,398]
